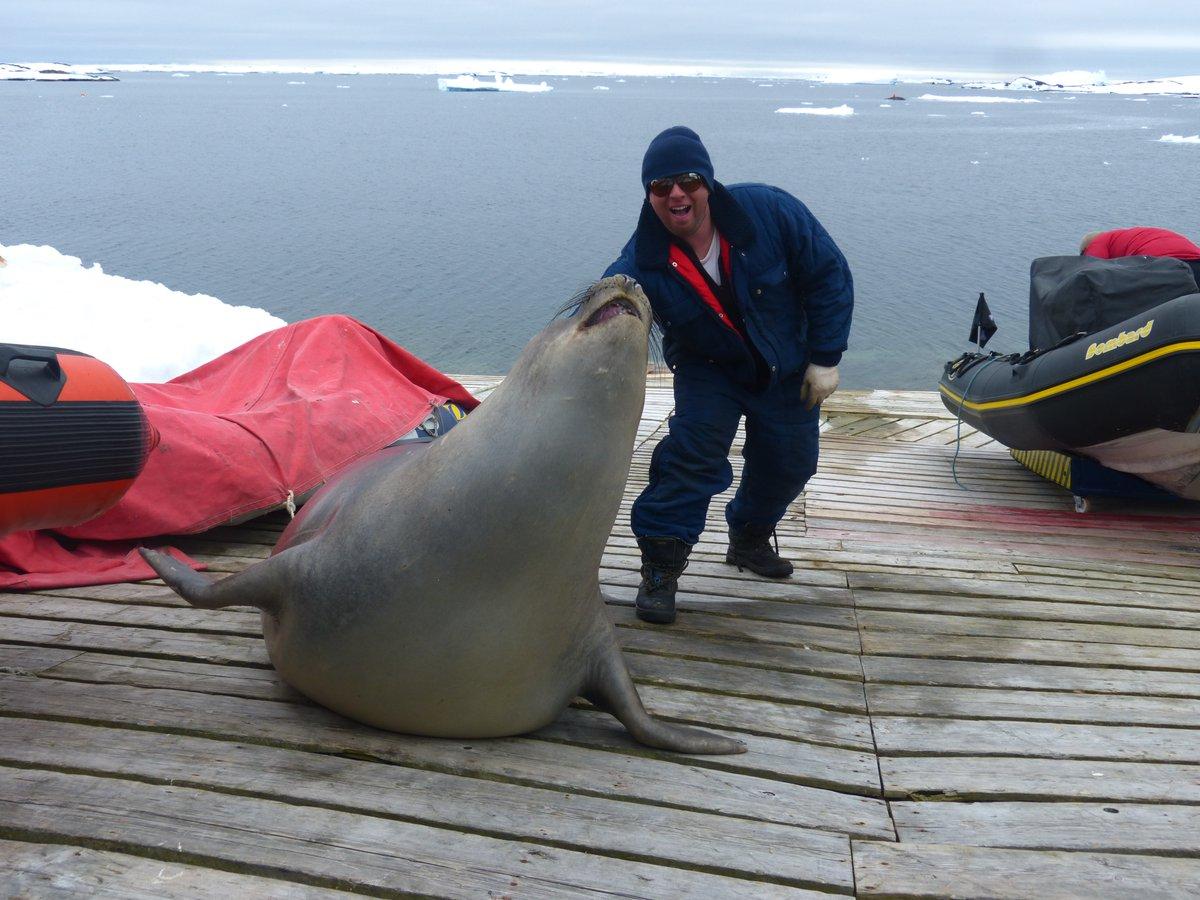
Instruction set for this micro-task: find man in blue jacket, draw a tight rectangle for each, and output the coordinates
[605,126,853,625]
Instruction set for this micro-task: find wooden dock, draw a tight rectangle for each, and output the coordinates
[3,382,1200,897]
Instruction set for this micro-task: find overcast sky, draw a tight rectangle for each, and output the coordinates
[5,1,1199,79]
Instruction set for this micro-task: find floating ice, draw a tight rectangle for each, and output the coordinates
[919,94,1039,104]
[171,72,190,78]
[0,62,116,82]
[879,103,891,108]
[970,111,987,116]
[287,80,306,85]
[436,73,552,93]
[593,85,609,91]
[776,104,854,116]
[0,243,286,383]
[1159,134,1200,144]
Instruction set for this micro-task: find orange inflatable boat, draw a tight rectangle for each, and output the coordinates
[0,344,156,535]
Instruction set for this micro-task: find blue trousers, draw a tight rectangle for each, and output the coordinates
[632,362,821,545]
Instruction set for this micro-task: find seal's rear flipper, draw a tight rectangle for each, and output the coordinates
[139,547,283,614]
[583,631,746,755]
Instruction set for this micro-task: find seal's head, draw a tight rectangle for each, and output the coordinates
[513,275,651,405]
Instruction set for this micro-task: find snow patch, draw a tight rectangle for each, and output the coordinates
[0,243,286,383]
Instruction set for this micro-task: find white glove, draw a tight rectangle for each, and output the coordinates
[801,363,839,410]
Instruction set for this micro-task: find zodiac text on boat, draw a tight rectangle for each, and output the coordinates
[1085,319,1154,361]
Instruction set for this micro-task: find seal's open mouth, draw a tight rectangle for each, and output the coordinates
[583,296,641,328]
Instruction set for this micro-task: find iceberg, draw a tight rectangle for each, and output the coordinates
[0,62,117,82]
[776,104,854,116]
[436,73,552,93]
[918,93,1039,103]
[1159,134,1200,144]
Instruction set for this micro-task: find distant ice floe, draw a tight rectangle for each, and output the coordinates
[287,80,306,85]
[593,85,609,91]
[964,70,1200,96]
[171,72,190,78]
[0,243,285,383]
[436,73,551,93]
[918,94,1039,104]
[776,104,854,116]
[0,62,116,82]
[1160,134,1200,144]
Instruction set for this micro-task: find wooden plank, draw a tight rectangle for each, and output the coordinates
[0,838,350,898]
[0,718,855,892]
[866,683,1200,727]
[626,652,867,712]
[0,767,820,898]
[890,800,1200,853]
[872,715,1200,763]
[0,616,268,666]
[850,572,1200,612]
[852,590,1200,631]
[605,584,858,630]
[618,628,865,680]
[858,609,1200,651]
[0,643,83,674]
[0,594,262,635]
[853,841,1200,898]
[610,606,863,656]
[635,684,873,750]
[861,654,1200,698]
[0,676,891,828]
[860,631,1200,672]
[879,755,1200,803]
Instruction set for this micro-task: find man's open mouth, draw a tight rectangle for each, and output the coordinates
[583,296,642,327]
[670,204,691,218]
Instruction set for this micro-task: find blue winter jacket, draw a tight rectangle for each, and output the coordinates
[604,181,853,389]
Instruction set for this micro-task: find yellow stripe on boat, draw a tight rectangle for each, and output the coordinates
[940,339,1200,412]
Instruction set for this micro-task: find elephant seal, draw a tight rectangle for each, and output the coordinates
[142,276,744,755]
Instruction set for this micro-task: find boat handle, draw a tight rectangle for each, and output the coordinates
[0,347,66,405]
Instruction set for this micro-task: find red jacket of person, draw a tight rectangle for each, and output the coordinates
[1083,227,1200,260]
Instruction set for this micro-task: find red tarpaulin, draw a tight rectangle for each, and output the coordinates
[0,315,478,590]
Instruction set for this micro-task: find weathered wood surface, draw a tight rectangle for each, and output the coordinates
[5,384,1200,896]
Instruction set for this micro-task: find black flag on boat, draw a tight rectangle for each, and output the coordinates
[969,292,998,347]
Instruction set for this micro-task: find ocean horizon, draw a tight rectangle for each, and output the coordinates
[3,70,1198,387]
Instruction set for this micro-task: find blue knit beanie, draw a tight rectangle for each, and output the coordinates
[641,126,715,192]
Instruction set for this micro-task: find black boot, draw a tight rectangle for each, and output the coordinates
[726,524,793,578]
[635,537,690,625]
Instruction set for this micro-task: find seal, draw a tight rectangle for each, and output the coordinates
[141,276,744,755]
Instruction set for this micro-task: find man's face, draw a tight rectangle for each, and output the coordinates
[648,174,711,242]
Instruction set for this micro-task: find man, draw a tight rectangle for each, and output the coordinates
[1081,227,1200,285]
[605,126,853,625]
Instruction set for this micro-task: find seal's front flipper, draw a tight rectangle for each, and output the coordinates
[139,547,284,614]
[582,628,746,755]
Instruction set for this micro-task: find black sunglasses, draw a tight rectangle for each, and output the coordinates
[648,173,706,198]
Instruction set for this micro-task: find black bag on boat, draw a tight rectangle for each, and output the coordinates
[1027,255,1199,351]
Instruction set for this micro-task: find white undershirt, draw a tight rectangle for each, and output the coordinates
[698,231,722,285]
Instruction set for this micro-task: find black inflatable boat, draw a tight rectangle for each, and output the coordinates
[939,255,1200,498]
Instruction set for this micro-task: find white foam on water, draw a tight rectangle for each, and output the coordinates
[0,243,286,383]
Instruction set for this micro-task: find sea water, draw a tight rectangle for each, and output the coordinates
[2,73,1197,388]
